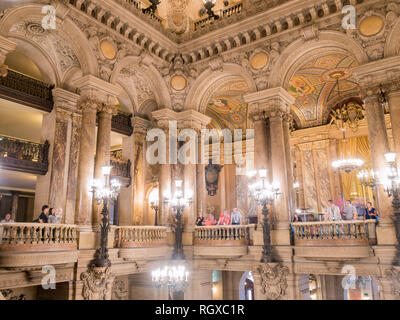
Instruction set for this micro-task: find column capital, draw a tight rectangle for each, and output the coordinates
[244,87,295,118]
[132,116,151,136]
[53,88,80,113]
[152,108,211,131]
[97,104,117,116]
[73,75,122,106]
[353,56,400,95]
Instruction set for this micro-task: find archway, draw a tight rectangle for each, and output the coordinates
[238,271,254,300]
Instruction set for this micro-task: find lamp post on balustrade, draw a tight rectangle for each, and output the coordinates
[151,179,192,299]
[91,165,121,268]
[149,188,159,226]
[247,169,281,263]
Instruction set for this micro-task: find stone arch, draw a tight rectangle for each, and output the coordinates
[110,55,171,113]
[269,30,369,88]
[269,32,366,128]
[385,17,400,57]
[184,63,257,113]
[0,4,98,82]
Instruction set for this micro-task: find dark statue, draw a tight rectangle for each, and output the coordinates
[205,159,223,196]
[142,0,161,15]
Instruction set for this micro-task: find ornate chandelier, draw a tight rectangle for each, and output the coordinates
[152,263,189,292]
[332,158,365,174]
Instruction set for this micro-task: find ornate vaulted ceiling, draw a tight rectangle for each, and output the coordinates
[287,53,360,129]
[206,80,249,133]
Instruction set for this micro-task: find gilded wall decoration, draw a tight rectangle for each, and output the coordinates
[287,53,359,128]
[205,80,250,132]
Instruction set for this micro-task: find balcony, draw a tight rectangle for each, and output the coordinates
[292,220,377,260]
[0,136,49,175]
[0,223,79,268]
[0,69,54,112]
[110,111,133,136]
[193,2,243,31]
[115,226,169,260]
[194,225,252,258]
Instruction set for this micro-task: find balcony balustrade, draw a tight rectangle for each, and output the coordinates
[292,220,377,260]
[193,2,243,31]
[0,69,54,112]
[110,111,133,136]
[115,226,169,260]
[0,135,49,175]
[0,223,78,267]
[292,220,377,246]
[194,225,250,246]
[116,226,167,248]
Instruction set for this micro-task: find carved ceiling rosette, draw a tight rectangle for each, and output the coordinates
[257,263,289,300]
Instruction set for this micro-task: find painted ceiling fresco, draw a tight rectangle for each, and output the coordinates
[205,80,249,133]
[287,53,360,128]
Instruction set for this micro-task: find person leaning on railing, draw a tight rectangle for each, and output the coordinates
[0,213,14,223]
[203,213,216,226]
[364,202,379,221]
[342,200,358,221]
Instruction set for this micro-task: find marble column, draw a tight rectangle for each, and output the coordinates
[386,84,400,156]
[48,108,71,211]
[72,75,122,229]
[65,113,82,224]
[354,58,399,245]
[248,110,269,171]
[363,93,392,216]
[92,105,115,227]
[0,35,16,77]
[245,88,295,245]
[10,191,19,221]
[75,98,97,226]
[34,88,79,219]
[283,114,295,218]
[119,117,150,226]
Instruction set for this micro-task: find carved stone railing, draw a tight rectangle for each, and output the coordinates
[111,159,131,187]
[117,0,164,25]
[0,223,78,252]
[0,69,54,112]
[110,111,133,136]
[0,135,49,175]
[116,226,167,248]
[194,225,249,246]
[292,220,377,246]
[193,1,243,31]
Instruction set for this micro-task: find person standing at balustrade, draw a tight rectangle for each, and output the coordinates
[324,200,342,221]
[231,208,242,225]
[37,205,49,223]
[343,200,358,221]
[0,213,14,223]
[364,202,379,220]
[218,209,231,225]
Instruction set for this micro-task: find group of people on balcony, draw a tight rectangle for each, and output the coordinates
[196,208,243,226]
[33,205,62,224]
[292,200,379,223]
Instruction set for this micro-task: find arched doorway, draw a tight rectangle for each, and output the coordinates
[238,271,254,300]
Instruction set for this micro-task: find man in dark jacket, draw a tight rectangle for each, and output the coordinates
[38,205,49,223]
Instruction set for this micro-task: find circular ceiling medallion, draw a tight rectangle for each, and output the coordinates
[100,41,116,60]
[250,52,269,70]
[170,75,187,91]
[321,68,352,83]
[359,16,384,37]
